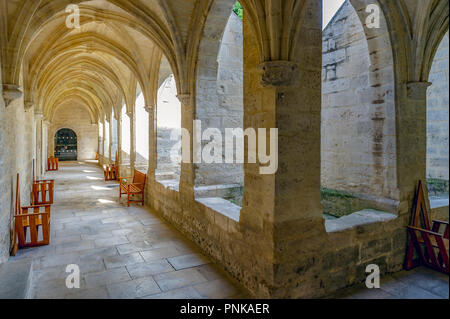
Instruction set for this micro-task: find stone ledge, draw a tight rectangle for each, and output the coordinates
[156,179,180,192]
[325,209,397,233]
[197,197,241,222]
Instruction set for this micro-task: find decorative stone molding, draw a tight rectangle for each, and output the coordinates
[177,94,191,105]
[407,81,431,100]
[259,61,299,87]
[2,84,23,107]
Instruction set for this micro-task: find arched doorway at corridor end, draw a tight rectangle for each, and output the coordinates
[55,128,77,161]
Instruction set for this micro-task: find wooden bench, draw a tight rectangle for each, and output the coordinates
[47,157,59,171]
[405,181,449,274]
[104,151,119,181]
[32,159,54,205]
[12,173,51,253]
[119,169,147,207]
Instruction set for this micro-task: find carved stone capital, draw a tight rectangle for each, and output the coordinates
[144,105,155,113]
[177,94,191,105]
[2,84,23,107]
[407,81,431,100]
[24,100,34,111]
[259,61,299,87]
[34,110,44,119]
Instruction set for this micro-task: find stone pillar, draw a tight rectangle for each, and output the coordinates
[34,110,44,177]
[397,81,431,210]
[178,94,195,200]
[239,3,325,297]
[145,105,157,180]
[117,111,122,170]
[108,115,113,163]
[128,110,136,172]
[102,119,106,158]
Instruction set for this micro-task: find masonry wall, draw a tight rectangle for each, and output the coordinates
[427,32,449,182]
[321,1,397,203]
[48,104,98,160]
[156,127,181,176]
[0,70,35,264]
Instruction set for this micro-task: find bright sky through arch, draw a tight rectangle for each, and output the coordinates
[323,0,346,29]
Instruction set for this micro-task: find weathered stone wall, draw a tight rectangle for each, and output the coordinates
[427,32,449,182]
[48,104,98,160]
[321,1,397,204]
[156,127,180,177]
[0,71,35,264]
[195,12,244,186]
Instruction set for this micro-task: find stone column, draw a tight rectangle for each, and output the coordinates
[145,105,157,180]
[108,115,113,163]
[397,81,431,211]
[102,119,106,160]
[239,2,324,297]
[117,111,123,174]
[178,94,195,200]
[34,110,44,177]
[128,110,136,172]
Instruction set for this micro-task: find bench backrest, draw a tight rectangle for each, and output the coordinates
[133,169,147,189]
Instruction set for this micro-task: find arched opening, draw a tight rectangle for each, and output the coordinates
[194,2,244,208]
[156,72,182,187]
[427,31,449,204]
[321,0,396,220]
[135,84,149,171]
[121,102,131,166]
[54,128,77,161]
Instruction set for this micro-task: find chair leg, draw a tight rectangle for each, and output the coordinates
[127,193,130,207]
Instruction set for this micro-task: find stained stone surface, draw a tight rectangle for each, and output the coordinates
[9,162,246,299]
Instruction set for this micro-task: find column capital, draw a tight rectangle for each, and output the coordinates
[2,84,23,107]
[24,100,34,111]
[144,105,155,113]
[176,93,191,105]
[34,110,44,119]
[406,81,431,100]
[259,61,299,87]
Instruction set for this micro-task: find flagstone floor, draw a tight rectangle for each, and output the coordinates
[11,161,247,299]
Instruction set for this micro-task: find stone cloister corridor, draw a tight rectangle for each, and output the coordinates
[0,0,449,301]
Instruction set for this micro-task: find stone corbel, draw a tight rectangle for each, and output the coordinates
[259,61,299,87]
[2,84,23,107]
[24,100,34,112]
[406,81,431,100]
[176,94,191,106]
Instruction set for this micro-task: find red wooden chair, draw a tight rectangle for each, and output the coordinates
[47,156,59,171]
[32,159,54,205]
[13,173,51,252]
[405,181,449,274]
[119,169,147,207]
